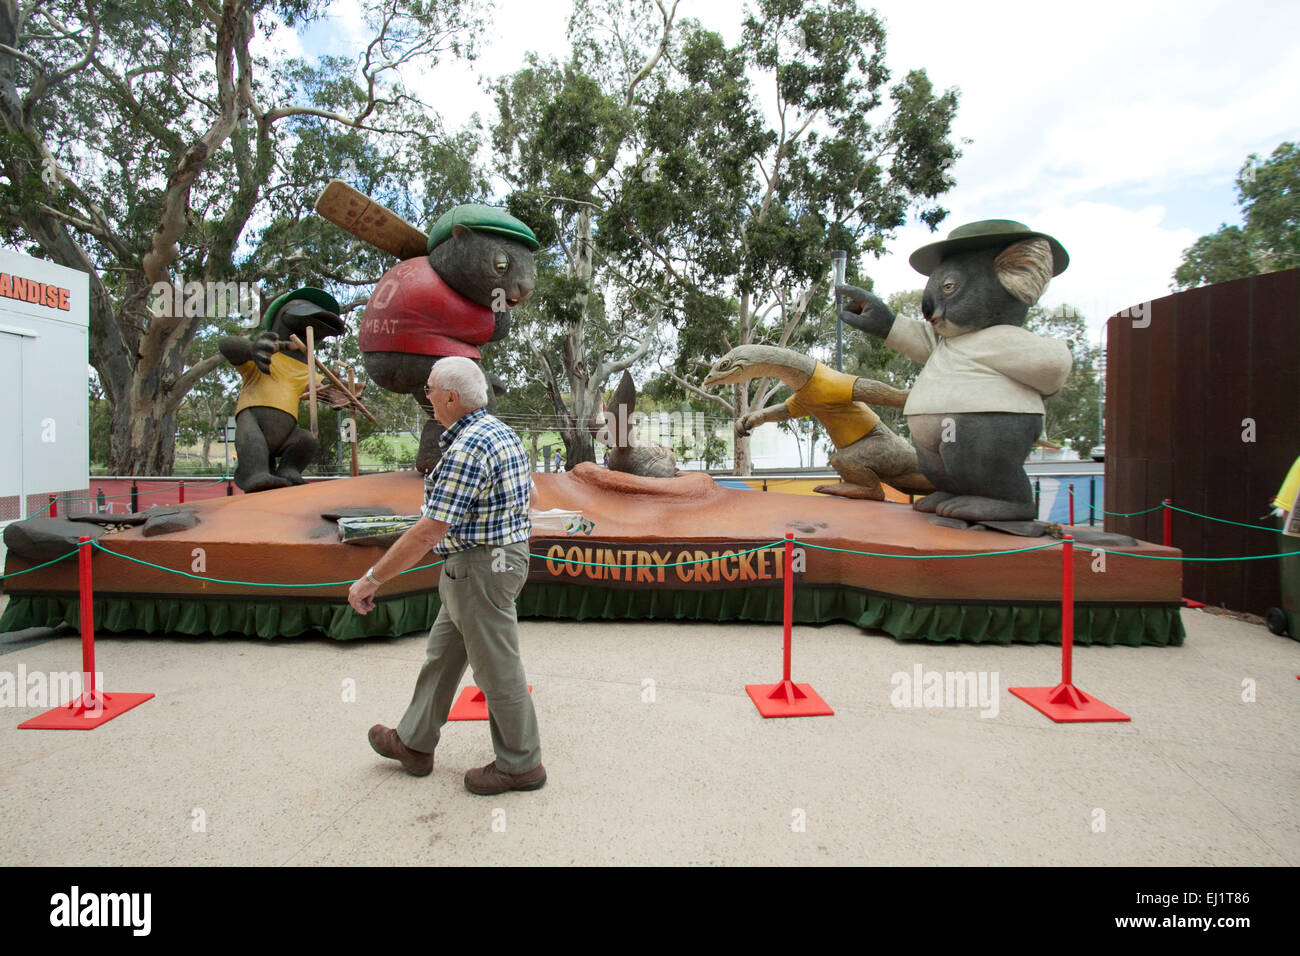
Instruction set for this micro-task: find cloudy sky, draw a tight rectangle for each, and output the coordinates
[294,0,1300,343]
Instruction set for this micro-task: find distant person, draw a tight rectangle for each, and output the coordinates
[347,357,544,795]
[553,449,564,473]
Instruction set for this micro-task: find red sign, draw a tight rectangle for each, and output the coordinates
[0,272,71,311]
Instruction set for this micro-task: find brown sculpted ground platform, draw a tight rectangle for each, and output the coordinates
[1,463,1181,608]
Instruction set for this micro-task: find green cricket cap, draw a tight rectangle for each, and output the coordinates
[426,203,540,253]
[262,287,343,332]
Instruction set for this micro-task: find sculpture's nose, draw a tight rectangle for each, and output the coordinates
[506,278,534,309]
[922,290,937,322]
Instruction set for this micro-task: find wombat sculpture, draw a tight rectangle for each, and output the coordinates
[359,204,538,472]
[837,219,1072,522]
[218,288,345,492]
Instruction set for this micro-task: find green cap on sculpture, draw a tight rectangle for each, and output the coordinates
[909,219,1069,277]
[426,203,540,253]
[261,287,342,331]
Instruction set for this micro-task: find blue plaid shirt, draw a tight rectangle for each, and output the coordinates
[421,407,532,554]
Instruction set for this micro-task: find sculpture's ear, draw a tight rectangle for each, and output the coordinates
[452,223,471,239]
[612,370,636,415]
[596,371,637,448]
[994,238,1053,305]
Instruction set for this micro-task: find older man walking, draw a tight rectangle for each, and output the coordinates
[347,357,543,794]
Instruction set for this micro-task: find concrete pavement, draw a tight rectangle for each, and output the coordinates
[1,592,1296,866]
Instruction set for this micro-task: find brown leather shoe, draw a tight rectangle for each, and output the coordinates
[368,724,433,777]
[464,760,547,795]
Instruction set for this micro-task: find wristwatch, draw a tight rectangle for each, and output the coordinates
[365,567,383,586]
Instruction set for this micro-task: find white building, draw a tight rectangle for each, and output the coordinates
[0,250,90,521]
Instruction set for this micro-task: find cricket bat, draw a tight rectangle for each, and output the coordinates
[314,179,428,261]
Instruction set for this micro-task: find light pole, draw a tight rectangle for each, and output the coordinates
[831,250,847,372]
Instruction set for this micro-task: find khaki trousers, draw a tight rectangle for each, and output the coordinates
[396,541,540,772]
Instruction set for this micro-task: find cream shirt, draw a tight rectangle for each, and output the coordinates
[884,318,1072,416]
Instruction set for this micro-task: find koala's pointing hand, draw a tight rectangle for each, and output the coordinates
[836,283,874,315]
[835,284,895,340]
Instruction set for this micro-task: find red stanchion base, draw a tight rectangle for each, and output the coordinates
[18,691,154,730]
[745,680,834,718]
[447,685,533,721]
[1008,682,1129,723]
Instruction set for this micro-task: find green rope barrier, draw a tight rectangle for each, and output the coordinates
[0,550,77,580]
[1166,504,1283,533]
[1092,548,1300,562]
[1086,503,1165,517]
[90,540,444,588]
[9,527,1290,593]
[794,539,1061,559]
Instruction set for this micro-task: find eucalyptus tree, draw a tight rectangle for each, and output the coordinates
[490,0,682,467]
[0,0,487,472]
[1173,141,1300,290]
[597,0,961,472]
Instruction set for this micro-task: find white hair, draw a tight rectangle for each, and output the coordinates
[994,238,1054,305]
[430,356,489,409]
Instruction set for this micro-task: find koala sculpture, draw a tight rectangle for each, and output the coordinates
[218,288,346,492]
[314,183,538,472]
[837,219,1072,522]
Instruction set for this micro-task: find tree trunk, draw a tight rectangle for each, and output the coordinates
[562,206,599,467]
[562,424,595,468]
[731,383,751,475]
[103,295,195,474]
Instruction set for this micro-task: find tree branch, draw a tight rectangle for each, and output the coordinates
[622,0,678,109]
[663,367,736,412]
[165,351,227,415]
[591,336,651,384]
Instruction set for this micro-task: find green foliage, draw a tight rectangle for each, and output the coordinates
[0,0,491,472]
[6,0,964,474]
[88,374,112,468]
[593,0,960,472]
[1173,141,1300,290]
[1025,304,1101,452]
[489,1,688,463]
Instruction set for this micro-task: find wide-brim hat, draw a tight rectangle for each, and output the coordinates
[426,203,540,253]
[261,287,345,335]
[909,219,1069,276]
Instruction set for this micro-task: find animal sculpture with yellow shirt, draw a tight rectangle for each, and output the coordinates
[702,344,934,500]
[218,287,362,492]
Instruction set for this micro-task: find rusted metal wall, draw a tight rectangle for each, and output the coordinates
[1105,267,1300,614]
